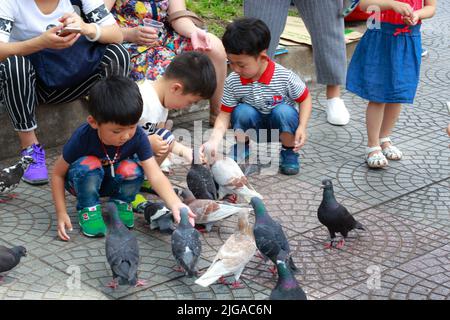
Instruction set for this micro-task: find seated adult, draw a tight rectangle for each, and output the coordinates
[104,0,227,125]
[0,0,129,185]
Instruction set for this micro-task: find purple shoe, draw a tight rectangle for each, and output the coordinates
[21,144,49,185]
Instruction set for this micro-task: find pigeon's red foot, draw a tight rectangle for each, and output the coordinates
[0,194,17,203]
[336,239,345,249]
[230,281,244,289]
[222,194,238,204]
[173,265,185,273]
[194,225,207,233]
[324,242,333,249]
[218,276,228,285]
[268,265,277,276]
[107,280,118,289]
[135,279,147,287]
[256,252,265,260]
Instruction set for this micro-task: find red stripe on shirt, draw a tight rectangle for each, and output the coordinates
[295,87,310,103]
[221,104,235,113]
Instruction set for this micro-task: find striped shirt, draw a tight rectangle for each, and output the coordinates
[221,59,309,115]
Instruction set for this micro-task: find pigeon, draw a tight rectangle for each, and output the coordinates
[318,179,365,249]
[203,145,263,202]
[0,156,34,203]
[250,197,298,275]
[104,202,144,288]
[0,245,27,281]
[187,150,218,200]
[171,207,202,277]
[143,201,176,234]
[269,252,307,300]
[178,188,249,232]
[195,210,256,288]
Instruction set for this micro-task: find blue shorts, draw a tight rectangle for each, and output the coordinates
[231,103,299,142]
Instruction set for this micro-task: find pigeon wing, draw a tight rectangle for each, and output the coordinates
[0,246,18,272]
[254,224,281,262]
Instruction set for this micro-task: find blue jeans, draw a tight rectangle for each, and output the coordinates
[231,103,299,142]
[65,156,144,210]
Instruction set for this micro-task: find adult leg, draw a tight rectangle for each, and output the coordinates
[0,55,49,184]
[294,0,350,125]
[244,0,291,58]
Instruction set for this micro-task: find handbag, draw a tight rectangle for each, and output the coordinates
[27,35,107,90]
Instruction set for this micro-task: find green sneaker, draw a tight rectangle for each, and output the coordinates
[113,200,134,228]
[78,205,106,237]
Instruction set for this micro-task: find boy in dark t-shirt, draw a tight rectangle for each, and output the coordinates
[51,75,195,240]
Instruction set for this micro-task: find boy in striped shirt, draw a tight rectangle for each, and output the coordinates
[200,17,312,175]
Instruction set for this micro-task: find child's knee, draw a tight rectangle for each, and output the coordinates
[72,156,102,173]
[231,104,261,130]
[115,160,144,180]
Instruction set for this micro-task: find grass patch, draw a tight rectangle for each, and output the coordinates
[186,0,243,37]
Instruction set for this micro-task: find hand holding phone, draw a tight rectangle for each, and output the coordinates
[58,26,81,37]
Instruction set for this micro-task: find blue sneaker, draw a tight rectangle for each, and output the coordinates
[228,142,250,162]
[279,148,299,175]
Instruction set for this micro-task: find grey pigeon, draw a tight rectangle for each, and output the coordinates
[187,150,218,200]
[0,156,34,202]
[105,202,144,288]
[0,245,27,281]
[250,197,298,275]
[171,207,202,277]
[178,188,248,232]
[270,252,307,300]
[142,201,175,234]
[318,179,365,249]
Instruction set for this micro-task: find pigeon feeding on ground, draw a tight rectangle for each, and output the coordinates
[195,210,256,289]
[187,150,218,200]
[203,145,263,203]
[142,201,176,234]
[270,252,307,300]
[171,207,202,277]
[178,188,249,232]
[104,202,145,289]
[250,197,298,275]
[0,156,34,203]
[0,245,27,282]
[318,179,365,249]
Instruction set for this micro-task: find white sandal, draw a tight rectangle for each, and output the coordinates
[366,146,389,168]
[380,137,403,160]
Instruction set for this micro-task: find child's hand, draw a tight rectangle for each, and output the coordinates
[57,213,73,241]
[294,127,307,152]
[403,11,420,25]
[199,141,217,164]
[150,134,169,157]
[171,203,196,227]
[391,1,414,17]
[190,29,211,52]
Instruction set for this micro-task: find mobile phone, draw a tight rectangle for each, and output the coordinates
[57,26,81,37]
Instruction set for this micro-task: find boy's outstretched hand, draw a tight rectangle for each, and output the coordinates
[171,203,196,227]
[294,127,307,152]
[57,213,73,241]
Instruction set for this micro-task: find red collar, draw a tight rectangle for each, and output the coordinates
[240,59,275,85]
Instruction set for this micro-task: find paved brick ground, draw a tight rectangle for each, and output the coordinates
[0,3,449,300]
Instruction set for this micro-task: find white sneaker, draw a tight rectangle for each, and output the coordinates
[326,97,350,126]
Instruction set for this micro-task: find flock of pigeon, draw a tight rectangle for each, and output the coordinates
[0,152,366,300]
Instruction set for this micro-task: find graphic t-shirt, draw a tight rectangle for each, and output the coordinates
[0,0,116,43]
[63,123,153,166]
[137,79,168,136]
